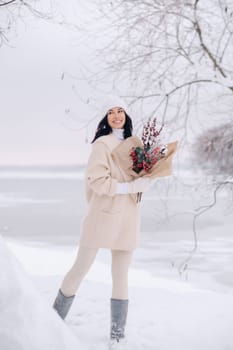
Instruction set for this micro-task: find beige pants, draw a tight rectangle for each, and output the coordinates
[60,247,133,299]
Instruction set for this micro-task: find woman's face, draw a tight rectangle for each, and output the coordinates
[107,107,126,129]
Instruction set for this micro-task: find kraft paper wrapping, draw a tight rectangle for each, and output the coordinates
[112,136,179,179]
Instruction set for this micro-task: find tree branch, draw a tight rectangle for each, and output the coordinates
[178,180,233,275]
[0,0,17,6]
[193,1,227,78]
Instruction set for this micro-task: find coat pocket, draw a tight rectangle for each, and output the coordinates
[95,211,121,241]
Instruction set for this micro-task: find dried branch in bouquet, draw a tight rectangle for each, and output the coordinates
[130,117,168,174]
[141,117,163,150]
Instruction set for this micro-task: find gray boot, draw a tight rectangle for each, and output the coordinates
[53,289,75,320]
[110,298,128,342]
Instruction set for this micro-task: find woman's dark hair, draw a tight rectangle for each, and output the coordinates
[91,112,133,143]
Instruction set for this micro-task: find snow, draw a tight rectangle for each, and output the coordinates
[0,236,81,350]
[1,174,233,349]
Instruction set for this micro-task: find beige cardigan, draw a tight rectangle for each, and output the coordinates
[79,133,141,251]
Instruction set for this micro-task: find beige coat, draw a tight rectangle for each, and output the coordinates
[79,133,141,251]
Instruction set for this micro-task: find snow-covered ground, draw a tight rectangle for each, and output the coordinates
[1,173,233,349]
[0,236,81,350]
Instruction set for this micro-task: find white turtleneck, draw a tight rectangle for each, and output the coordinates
[112,128,124,140]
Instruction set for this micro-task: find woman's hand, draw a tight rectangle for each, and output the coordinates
[128,177,153,193]
[116,177,154,194]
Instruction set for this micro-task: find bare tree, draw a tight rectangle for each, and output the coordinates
[90,0,233,140]
[0,1,55,46]
[0,0,81,48]
[194,122,233,176]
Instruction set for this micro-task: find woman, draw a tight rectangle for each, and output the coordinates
[53,96,152,349]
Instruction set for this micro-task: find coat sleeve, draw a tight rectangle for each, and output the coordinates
[86,141,118,197]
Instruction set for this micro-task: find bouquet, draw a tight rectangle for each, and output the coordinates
[130,117,168,174]
[111,119,178,183]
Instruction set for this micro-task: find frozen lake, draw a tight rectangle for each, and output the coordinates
[1,169,232,291]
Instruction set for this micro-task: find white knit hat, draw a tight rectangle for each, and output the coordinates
[100,94,128,116]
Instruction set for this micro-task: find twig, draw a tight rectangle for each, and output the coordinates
[178,180,233,275]
[0,0,17,6]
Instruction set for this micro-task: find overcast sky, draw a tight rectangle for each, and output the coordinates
[0,2,106,165]
[1,1,229,167]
